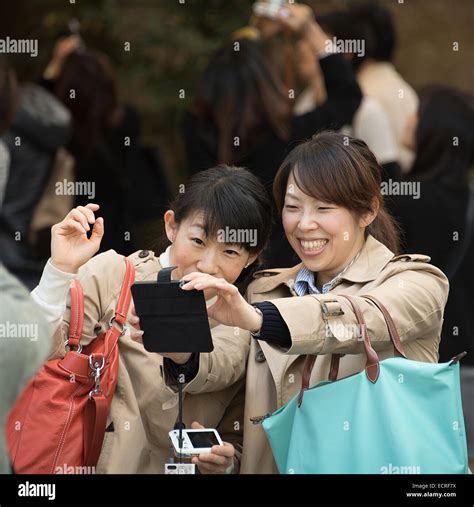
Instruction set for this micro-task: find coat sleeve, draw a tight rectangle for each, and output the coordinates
[268,262,449,360]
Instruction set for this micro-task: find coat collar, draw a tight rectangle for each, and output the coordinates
[251,235,395,294]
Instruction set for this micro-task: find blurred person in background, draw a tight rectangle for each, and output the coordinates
[390,85,474,468]
[0,58,16,209]
[0,264,53,474]
[42,42,139,256]
[348,0,418,172]
[0,59,52,474]
[183,2,362,268]
[0,58,71,289]
[294,8,401,182]
[41,33,169,257]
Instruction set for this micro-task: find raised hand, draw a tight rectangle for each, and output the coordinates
[190,421,235,474]
[50,203,104,274]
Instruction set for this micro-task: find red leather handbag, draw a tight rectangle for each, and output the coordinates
[6,257,135,474]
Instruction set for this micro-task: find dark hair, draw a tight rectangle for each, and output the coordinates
[0,58,18,135]
[349,1,396,63]
[318,9,373,71]
[54,50,121,146]
[191,38,291,164]
[168,165,272,292]
[408,85,474,185]
[318,10,361,45]
[319,2,396,70]
[273,131,401,254]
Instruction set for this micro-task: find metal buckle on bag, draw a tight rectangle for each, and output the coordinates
[109,316,128,337]
[449,351,467,365]
[250,414,271,425]
[320,299,344,318]
[64,339,83,353]
[89,355,106,399]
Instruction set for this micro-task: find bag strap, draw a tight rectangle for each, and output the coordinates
[83,257,135,467]
[363,295,406,358]
[102,257,136,357]
[323,294,407,383]
[157,265,177,283]
[84,394,109,467]
[67,279,84,349]
[61,257,135,372]
[298,295,380,407]
[112,257,136,326]
[298,353,346,407]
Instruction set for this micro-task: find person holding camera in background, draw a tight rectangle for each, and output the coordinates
[183,1,362,268]
[293,7,401,182]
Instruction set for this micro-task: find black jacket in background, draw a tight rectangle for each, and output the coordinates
[67,105,140,256]
[387,180,474,365]
[0,84,71,288]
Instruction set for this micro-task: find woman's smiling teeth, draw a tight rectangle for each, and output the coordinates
[299,239,329,252]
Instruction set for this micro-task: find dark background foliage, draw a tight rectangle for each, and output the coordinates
[1,0,472,189]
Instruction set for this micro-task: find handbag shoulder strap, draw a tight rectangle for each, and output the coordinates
[67,279,84,349]
[70,256,135,352]
[112,257,136,325]
[103,257,135,355]
[340,295,380,383]
[298,295,380,407]
[308,294,406,388]
[84,257,135,467]
[363,295,406,358]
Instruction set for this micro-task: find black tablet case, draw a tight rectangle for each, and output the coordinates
[131,266,214,353]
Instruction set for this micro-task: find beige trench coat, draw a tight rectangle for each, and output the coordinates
[50,249,249,474]
[240,235,449,473]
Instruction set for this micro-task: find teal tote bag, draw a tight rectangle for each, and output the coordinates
[261,294,470,474]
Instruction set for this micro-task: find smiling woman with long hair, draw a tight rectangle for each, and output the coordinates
[180,131,449,473]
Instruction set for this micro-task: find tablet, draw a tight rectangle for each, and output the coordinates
[131,266,214,353]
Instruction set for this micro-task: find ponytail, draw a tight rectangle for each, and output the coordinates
[367,206,401,255]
